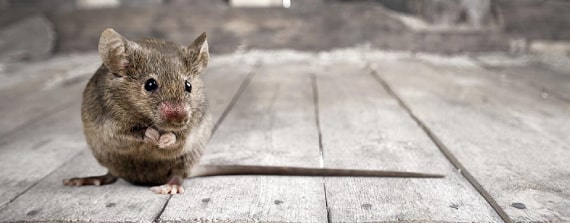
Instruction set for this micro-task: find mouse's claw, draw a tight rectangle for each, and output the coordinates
[150,176,184,194]
[150,184,185,194]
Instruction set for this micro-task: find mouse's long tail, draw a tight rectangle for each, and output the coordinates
[189,165,444,178]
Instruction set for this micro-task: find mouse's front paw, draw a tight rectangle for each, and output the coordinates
[145,128,176,148]
[144,127,160,145]
[158,132,176,149]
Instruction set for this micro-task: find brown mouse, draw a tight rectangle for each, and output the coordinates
[63,29,443,195]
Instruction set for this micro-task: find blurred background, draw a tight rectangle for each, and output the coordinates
[0,0,569,62]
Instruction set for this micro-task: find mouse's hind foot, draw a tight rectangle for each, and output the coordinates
[63,172,118,186]
[150,176,184,194]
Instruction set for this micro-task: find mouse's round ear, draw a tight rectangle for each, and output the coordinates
[98,28,139,74]
[185,32,209,75]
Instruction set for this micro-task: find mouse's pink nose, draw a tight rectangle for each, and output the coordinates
[160,103,187,123]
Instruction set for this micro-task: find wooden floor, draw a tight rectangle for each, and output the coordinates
[0,50,568,223]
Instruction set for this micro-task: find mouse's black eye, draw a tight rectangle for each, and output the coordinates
[185,80,192,93]
[144,78,158,91]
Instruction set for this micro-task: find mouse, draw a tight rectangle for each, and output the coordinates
[63,29,444,195]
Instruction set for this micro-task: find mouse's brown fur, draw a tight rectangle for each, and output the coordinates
[64,29,212,194]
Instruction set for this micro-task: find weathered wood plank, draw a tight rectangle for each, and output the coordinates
[199,62,321,167]
[159,61,328,222]
[161,176,326,223]
[425,58,570,152]
[0,53,98,93]
[0,100,84,209]
[373,58,570,222]
[509,65,570,101]
[481,63,570,147]
[0,53,99,138]
[0,82,86,139]
[0,151,167,222]
[0,57,254,222]
[472,55,570,102]
[0,54,97,210]
[203,56,253,123]
[505,66,570,103]
[316,62,501,222]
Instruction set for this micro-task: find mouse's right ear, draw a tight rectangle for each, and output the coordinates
[185,32,209,76]
[98,28,139,75]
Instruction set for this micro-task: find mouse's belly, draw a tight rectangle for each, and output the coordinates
[92,145,202,186]
[105,156,178,186]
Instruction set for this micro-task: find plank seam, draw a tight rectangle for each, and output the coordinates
[323,182,332,223]
[154,66,257,223]
[310,73,332,223]
[369,69,512,223]
[310,74,325,168]
[153,195,172,223]
[0,150,85,211]
[212,71,257,134]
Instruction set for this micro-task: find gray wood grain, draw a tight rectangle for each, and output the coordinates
[504,65,570,101]
[203,56,253,122]
[161,176,326,223]
[0,54,97,211]
[315,62,501,222]
[199,62,321,167]
[0,151,167,223]
[0,82,86,139]
[373,58,570,222]
[0,57,255,222]
[159,61,328,222]
[473,55,570,102]
[0,100,84,209]
[0,53,98,92]
[423,59,570,153]
[0,53,99,138]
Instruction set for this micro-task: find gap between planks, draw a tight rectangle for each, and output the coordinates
[368,67,512,223]
[310,73,332,223]
[158,62,326,222]
[0,151,84,211]
[310,74,325,168]
[212,71,257,134]
[154,69,257,222]
[0,99,85,210]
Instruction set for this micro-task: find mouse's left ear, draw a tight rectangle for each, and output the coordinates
[98,28,140,75]
[185,32,209,75]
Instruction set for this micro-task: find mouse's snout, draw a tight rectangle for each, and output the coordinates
[160,102,188,123]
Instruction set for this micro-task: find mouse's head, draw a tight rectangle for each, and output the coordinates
[98,28,209,131]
